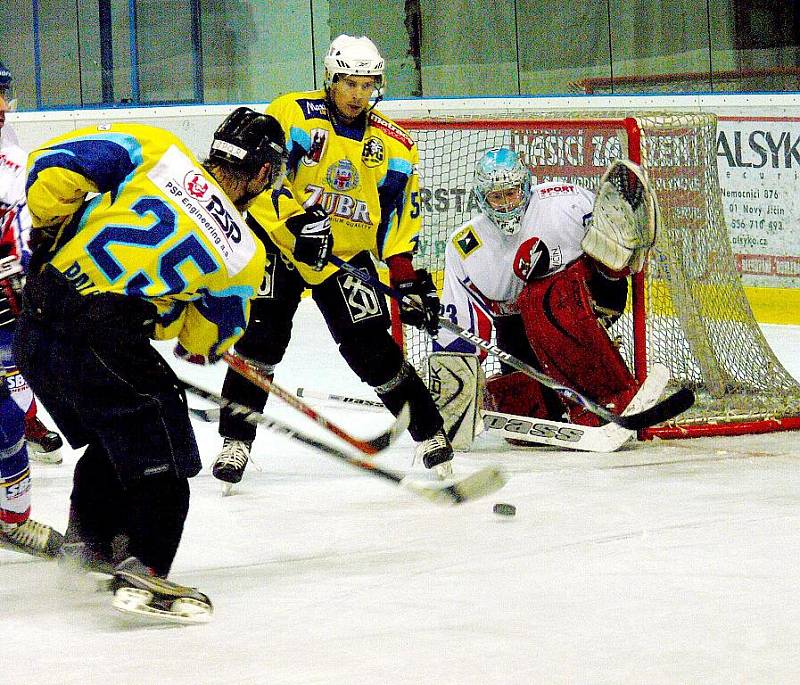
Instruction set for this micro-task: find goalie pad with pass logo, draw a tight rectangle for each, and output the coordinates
[427,352,485,450]
[517,257,639,427]
[581,158,659,274]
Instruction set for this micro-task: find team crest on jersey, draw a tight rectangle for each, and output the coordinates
[453,225,482,259]
[513,237,552,281]
[302,129,328,166]
[184,171,211,200]
[326,160,359,191]
[361,137,384,167]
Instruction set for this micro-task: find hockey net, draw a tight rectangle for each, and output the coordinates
[393,112,800,438]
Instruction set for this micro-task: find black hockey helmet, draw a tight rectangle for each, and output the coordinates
[209,107,287,184]
[0,62,13,101]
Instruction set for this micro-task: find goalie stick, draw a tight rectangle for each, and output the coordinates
[291,364,670,452]
[328,255,694,431]
[482,363,670,452]
[180,378,506,505]
[224,352,391,454]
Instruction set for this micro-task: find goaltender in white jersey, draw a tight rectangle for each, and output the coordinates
[429,147,661,451]
[437,180,594,350]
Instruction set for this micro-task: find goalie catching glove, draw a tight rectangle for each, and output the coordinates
[581,159,660,274]
[388,254,439,337]
[286,204,333,271]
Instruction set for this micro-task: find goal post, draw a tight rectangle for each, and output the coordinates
[392,111,800,439]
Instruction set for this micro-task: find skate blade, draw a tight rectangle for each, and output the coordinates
[435,461,454,480]
[220,482,236,497]
[88,570,115,593]
[27,447,63,465]
[112,587,212,625]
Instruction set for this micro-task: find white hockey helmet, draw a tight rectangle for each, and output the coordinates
[323,35,386,97]
[473,147,532,236]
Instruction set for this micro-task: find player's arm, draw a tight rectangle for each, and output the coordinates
[24,133,146,227]
[25,132,144,266]
[432,238,495,354]
[378,142,421,261]
[249,99,332,271]
[169,247,265,363]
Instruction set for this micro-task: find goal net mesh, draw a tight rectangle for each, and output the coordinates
[395,111,800,436]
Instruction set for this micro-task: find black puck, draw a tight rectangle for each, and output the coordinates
[493,502,516,517]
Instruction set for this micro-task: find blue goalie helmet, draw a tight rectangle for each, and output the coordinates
[472,147,532,235]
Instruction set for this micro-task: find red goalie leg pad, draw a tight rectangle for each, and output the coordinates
[516,257,639,427]
[484,371,565,421]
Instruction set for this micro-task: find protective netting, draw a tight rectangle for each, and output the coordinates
[396,112,800,435]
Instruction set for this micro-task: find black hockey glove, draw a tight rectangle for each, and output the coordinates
[396,269,440,337]
[285,204,333,271]
[0,256,24,329]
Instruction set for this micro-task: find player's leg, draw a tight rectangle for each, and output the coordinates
[486,313,567,421]
[0,290,63,464]
[315,252,453,476]
[214,246,305,485]
[517,256,638,427]
[0,374,63,558]
[16,270,200,579]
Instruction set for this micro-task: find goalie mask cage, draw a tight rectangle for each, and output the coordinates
[392,111,800,439]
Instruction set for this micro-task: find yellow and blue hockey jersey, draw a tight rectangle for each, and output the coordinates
[248,89,422,284]
[25,122,265,359]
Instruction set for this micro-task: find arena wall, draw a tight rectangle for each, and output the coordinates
[9,92,800,324]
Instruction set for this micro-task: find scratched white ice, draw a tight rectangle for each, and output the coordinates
[3,299,800,685]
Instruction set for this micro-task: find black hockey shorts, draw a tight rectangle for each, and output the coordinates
[14,266,201,483]
[234,246,402,384]
[220,247,405,441]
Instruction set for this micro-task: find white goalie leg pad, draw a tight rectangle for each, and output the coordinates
[427,352,485,451]
[581,159,660,273]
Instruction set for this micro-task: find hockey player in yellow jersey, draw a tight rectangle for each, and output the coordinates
[213,35,454,487]
[14,108,287,623]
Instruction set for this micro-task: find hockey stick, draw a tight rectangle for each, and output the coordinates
[292,364,668,452]
[223,352,394,454]
[329,255,694,430]
[296,387,385,409]
[482,363,670,452]
[181,378,506,505]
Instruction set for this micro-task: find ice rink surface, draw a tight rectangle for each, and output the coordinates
[3,300,800,684]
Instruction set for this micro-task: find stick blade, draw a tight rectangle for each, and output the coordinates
[613,386,696,430]
[402,466,507,505]
[363,403,409,452]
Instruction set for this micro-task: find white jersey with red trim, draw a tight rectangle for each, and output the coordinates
[435,181,595,352]
[0,135,30,266]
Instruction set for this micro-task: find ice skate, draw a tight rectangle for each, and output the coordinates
[211,438,251,495]
[0,518,64,559]
[111,556,213,625]
[415,429,454,480]
[25,415,64,464]
[59,541,117,591]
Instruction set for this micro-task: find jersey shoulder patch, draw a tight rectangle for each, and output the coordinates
[452,225,482,259]
[368,112,414,150]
